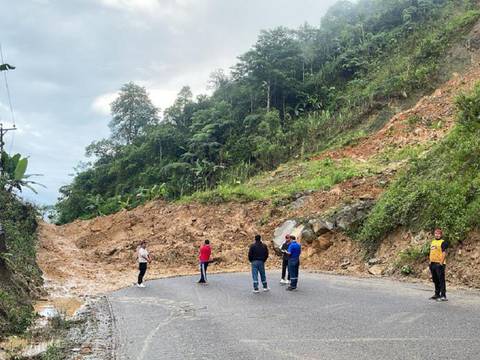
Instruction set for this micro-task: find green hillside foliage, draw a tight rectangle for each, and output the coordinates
[55,0,480,224]
[0,190,42,336]
[359,83,480,252]
[183,157,380,205]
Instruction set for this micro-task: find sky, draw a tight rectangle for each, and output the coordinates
[0,0,338,205]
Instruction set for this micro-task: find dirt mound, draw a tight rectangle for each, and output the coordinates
[38,176,383,296]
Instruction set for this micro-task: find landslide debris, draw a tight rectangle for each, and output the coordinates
[38,41,480,295]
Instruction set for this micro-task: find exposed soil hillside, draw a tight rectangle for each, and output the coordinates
[37,52,480,296]
[38,174,383,295]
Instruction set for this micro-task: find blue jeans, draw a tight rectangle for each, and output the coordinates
[199,262,209,283]
[288,258,300,288]
[251,260,267,290]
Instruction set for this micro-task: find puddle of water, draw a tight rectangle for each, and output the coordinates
[35,296,83,318]
[0,298,80,358]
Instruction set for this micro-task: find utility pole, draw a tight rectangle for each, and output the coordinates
[0,122,16,175]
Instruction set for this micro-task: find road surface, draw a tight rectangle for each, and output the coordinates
[109,272,480,360]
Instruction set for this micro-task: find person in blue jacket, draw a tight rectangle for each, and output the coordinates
[286,235,301,291]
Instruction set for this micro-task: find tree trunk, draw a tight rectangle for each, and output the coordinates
[0,223,7,269]
[266,81,271,112]
[302,61,305,83]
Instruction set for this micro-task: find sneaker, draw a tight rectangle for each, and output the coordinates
[263,287,270,292]
[197,280,206,284]
[429,295,439,300]
[253,289,259,293]
[437,296,448,302]
[137,283,145,288]
[286,286,297,291]
[280,279,287,284]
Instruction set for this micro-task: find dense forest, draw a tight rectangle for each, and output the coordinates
[55,0,480,223]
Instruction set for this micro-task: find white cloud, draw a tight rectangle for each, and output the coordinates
[91,88,178,117]
[99,0,199,19]
[91,92,117,116]
[100,0,159,12]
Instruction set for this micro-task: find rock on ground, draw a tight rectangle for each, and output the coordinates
[273,220,297,251]
[64,296,116,360]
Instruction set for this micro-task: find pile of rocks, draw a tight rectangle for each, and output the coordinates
[273,199,376,253]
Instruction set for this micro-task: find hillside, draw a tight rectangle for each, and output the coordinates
[0,190,43,336]
[38,36,480,295]
[54,0,480,224]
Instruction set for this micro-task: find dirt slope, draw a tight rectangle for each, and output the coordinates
[38,175,383,295]
[38,56,480,296]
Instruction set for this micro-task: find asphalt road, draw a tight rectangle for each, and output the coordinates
[109,272,480,360]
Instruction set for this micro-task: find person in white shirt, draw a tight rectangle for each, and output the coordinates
[137,241,152,288]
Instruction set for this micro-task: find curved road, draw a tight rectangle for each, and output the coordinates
[109,272,480,360]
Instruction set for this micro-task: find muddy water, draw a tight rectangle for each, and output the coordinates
[34,296,83,318]
[0,297,83,359]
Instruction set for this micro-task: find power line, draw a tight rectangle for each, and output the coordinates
[0,42,17,154]
[0,42,16,127]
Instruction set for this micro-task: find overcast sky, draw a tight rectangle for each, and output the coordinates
[0,0,338,205]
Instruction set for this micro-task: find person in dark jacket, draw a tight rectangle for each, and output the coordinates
[248,235,269,293]
[280,234,291,284]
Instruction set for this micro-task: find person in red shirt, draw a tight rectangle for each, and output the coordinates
[198,240,212,284]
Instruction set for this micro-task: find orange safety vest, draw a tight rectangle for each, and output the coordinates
[429,239,446,264]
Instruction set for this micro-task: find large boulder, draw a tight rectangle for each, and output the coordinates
[368,264,386,276]
[334,199,375,231]
[273,220,297,251]
[317,234,333,251]
[308,218,335,235]
[300,225,316,244]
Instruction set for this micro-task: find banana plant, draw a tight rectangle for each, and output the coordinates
[116,194,132,210]
[0,151,45,194]
[85,194,104,216]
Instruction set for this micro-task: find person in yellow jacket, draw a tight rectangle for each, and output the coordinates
[429,228,448,301]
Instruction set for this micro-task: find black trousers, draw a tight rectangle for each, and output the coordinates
[199,262,209,282]
[430,263,446,297]
[138,262,147,284]
[281,258,290,280]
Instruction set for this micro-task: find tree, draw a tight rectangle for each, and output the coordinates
[0,151,44,194]
[109,82,159,144]
[207,69,229,91]
[85,138,118,161]
[164,86,195,131]
[234,27,303,118]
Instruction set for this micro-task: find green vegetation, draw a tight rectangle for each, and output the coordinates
[0,152,44,195]
[359,83,480,251]
[0,189,42,336]
[55,0,480,223]
[183,157,378,204]
[39,345,64,360]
